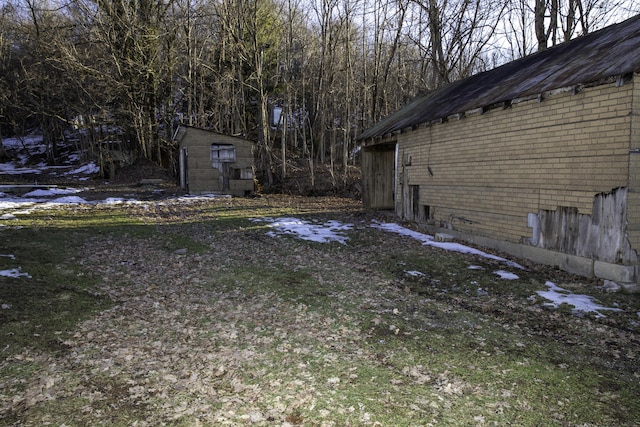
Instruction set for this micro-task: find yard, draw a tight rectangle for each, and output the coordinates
[1,193,639,426]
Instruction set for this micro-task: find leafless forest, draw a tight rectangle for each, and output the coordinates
[1,0,638,191]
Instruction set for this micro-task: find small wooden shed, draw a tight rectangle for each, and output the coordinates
[175,126,255,196]
[358,15,640,291]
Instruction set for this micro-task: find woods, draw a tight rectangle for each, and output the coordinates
[0,0,638,191]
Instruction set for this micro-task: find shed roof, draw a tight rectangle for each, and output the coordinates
[359,14,640,141]
[176,125,252,143]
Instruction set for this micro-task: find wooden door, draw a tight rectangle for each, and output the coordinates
[362,143,396,209]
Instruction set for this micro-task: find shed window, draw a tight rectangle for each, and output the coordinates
[211,144,235,168]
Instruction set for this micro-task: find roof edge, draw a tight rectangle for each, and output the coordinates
[358,72,635,144]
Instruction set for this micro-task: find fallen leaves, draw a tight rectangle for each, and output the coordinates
[2,196,640,426]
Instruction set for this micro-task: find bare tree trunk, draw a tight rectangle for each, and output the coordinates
[549,0,559,46]
[281,108,287,179]
[258,44,274,187]
[535,0,548,50]
[428,0,448,85]
[343,2,352,186]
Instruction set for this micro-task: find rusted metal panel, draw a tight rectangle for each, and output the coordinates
[359,14,640,141]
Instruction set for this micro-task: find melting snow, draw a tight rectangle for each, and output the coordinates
[49,196,88,204]
[494,270,519,280]
[371,221,525,270]
[0,164,43,175]
[23,187,82,198]
[251,217,353,244]
[65,162,100,176]
[537,281,622,318]
[0,267,31,279]
[404,270,425,277]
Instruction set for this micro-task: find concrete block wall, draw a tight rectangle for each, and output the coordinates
[398,79,634,247]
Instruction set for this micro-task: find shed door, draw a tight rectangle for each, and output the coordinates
[211,144,236,192]
[362,143,396,209]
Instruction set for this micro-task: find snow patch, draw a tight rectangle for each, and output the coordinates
[65,162,100,176]
[252,217,352,244]
[404,270,425,277]
[103,197,127,204]
[24,187,82,198]
[371,221,525,269]
[536,281,622,318]
[50,196,88,204]
[0,164,43,175]
[494,270,519,280]
[0,267,31,279]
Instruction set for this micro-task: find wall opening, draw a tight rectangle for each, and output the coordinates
[424,205,431,222]
[211,144,236,169]
[411,185,420,219]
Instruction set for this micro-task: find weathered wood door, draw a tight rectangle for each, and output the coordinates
[362,143,396,209]
[401,182,422,221]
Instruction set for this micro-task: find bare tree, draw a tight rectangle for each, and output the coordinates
[534,0,638,51]
[213,0,284,187]
[411,0,508,85]
[0,2,14,146]
[68,0,177,163]
[1,1,88,163]
[501,0,537,59]
[363,1,410,122]
[3,0,639,192]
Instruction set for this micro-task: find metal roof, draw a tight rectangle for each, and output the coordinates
[359,14,640,141]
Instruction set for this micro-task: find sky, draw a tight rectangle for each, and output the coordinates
[0,134,628,319]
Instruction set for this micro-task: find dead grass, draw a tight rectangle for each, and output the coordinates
[1,195,639,426]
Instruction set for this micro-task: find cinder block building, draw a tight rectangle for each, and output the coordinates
[358,15,640,291]
[176,126,255,196]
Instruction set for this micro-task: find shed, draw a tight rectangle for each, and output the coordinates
[175,126,255,196]
[358,15,640,291]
